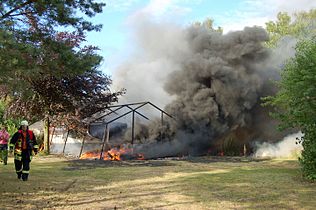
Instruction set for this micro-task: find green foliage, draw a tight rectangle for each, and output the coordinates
[3,118,20,136]
[193,18,223,33]
[0,100,5,121]
[266,10,316,48]
[299,126,316,180]
[0,1,123,131]
[0,100,20,135]
[263,39,316,180]
[0,0,106,78]
[0,0,105,33]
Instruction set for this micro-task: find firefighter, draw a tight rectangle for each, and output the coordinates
[9,120,39,181]
[0,125,10,165]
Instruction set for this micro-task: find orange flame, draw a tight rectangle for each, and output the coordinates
[80,151,100,159]
[136,153,145,160]
[80,146,145,161]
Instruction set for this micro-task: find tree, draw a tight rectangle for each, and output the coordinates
[0,0,104,33]
[264,9,316,180]
[266,9,316,47]
[0,0,106,82]
[193,18,223,33]
[0,1,123,152]
[263,39,316,180]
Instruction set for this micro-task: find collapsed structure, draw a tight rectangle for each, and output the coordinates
[115,26,293,158]
[49,25,298,160]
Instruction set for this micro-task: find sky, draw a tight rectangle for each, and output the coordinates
[84,0,316,75]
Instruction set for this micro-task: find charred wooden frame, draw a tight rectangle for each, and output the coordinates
[79,101,174,160]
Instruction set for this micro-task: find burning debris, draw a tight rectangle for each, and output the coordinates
[80,145,144,161]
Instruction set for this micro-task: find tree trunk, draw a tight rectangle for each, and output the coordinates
[43,117,50,154]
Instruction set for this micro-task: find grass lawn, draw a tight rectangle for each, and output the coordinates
[0,155,315,209]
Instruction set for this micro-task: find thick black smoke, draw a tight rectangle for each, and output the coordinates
[153,26,277,155]
[166,27,270,140]
[114,23,295,158]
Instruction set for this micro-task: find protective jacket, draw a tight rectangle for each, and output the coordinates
[9,129,39,160]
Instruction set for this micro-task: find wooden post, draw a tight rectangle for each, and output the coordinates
[131,111,135,145]
[106,124,110,145]
[100,124,109,160]
[160,112,164,142]
[49,127,55,146]
[43,117,50,154]
[79,134,87,158]
[62,129,70,155]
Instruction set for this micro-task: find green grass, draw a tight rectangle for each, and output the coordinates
[0,156,315,209]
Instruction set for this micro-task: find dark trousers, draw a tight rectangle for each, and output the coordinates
[14,150,31,180]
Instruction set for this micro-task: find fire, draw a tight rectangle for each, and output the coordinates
[80,151,100,159]
[80,146,145,161]
[137,153,145,160]
[105,148,127,161]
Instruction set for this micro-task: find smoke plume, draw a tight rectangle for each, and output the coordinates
[159,26,292,154]
[113,21,189,109]
[113,19,297,157]
[254,132,303,158]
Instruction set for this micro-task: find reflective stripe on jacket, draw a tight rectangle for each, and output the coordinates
[9,129,38,160]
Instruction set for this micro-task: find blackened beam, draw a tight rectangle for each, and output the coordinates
[132,111,135,144]
[123,101,174,120]
[106,110,133,124]
[94,103,151,123]
[125,105,149,120]
[79,133,87,158]
[92,106,124,122]
[90,101,174,124]
[94,102,149,122]
[100,124,109,160]
[147,102,174,119]
[88,102,145,118]
[105,101,149,108]
[62,129,70,154]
